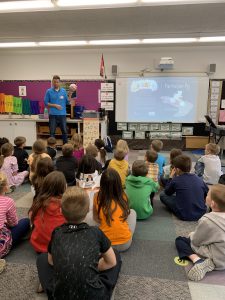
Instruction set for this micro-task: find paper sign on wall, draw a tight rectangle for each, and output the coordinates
[211,81,220,88]
[83,118,99,148]
[19,86,27,97]
[101,83,114,92]
[101,102,114,111]
[100,92,114,101]
[221,100,225,109]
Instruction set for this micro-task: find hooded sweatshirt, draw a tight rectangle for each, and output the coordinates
[109,158,129,188]
[30,198,65,253]
[125,175,159,220]
[190,212,225,270]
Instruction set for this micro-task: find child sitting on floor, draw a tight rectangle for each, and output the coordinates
[76,155,101,189]
[109,149,129,188]
[150,140,166,176]
[93,168,136,251]
[29,171,66,253]
[36,186,121,299]
[95,138,108,168]
[46,137,57,160]
[125,160,159,220]
[145,150,159,182]
[56,143,78,186]
[31,157,54,198]
[195,143,222,184]
[160,155,208,221]
[85,144,102,173]
[13,136,29,172]
[175,184,225,281]
[0,143,28,188]
[161,148,182,187]
[71,133,84,161]
[0,137,9,150]
[116,139,129,161]
[28,139,50,181]
[0,172,30,258]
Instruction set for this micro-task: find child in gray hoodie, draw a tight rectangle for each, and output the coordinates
[175,184,225,281]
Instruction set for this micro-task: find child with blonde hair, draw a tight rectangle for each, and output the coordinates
[109,149,129,188]
[0,143,28,188]
[195,143,222,184]
[0,172,30,259]
[37,186,121,299]
[71,133,84,161]
[116,139,129,161]
[28,139,50,181]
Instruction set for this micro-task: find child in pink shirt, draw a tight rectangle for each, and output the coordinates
[71,133,84,161]
[0,143,28,188]
[0,172,30,258]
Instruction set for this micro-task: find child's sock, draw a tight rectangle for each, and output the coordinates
[193,257,204,264]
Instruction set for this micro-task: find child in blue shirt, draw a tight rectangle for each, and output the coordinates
[150,140,166,176]
[160,155,208,221]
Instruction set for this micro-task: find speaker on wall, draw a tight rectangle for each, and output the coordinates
[112,65,118,76]
[209,64,216,73]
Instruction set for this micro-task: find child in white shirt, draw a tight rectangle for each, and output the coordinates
[196,143,222,185]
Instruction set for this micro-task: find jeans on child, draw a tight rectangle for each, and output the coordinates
[11,218,30,247]
[175,236,195,260]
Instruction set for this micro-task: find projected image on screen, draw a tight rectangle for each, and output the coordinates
[127,77,197,122]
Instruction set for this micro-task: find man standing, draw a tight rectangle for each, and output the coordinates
[44,75,70,144]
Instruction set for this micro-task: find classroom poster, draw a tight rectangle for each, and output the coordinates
[83,118,99,148]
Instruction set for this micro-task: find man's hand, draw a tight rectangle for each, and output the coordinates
[55,104,62,110]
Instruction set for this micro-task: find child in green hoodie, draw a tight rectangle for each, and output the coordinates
[125,160,159,220]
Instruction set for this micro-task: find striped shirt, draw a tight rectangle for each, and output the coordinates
[0,195,18,229]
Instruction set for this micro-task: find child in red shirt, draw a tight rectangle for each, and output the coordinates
[29,171,66,253]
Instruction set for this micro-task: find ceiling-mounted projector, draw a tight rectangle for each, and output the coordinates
[159,57,174,70]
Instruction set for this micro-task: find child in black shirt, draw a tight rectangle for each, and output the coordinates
[46,137,57,160]
[36,186,121,300]
[13,136,29,172]
[56,143,78,186]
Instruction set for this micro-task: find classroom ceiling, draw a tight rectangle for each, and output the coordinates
[0,4,225,42]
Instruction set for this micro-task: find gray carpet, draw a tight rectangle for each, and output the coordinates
[1,150,225,300]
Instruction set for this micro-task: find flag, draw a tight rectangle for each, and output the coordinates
[100,54,105,78]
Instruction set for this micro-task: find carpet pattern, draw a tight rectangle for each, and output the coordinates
[1,150,225,300]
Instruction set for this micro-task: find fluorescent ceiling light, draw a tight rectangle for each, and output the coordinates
[0,42,37,48]
[199,36,225,42]
[57,0,137,7]
[0,1,54,11]
[39,41,88,46]
[89,39,140,45]
[142,38,198,44]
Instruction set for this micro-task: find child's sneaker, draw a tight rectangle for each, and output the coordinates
[188,258,215,281]
[0,259,6,274]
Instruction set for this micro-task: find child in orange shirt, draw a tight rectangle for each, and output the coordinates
[93,168,136,251]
